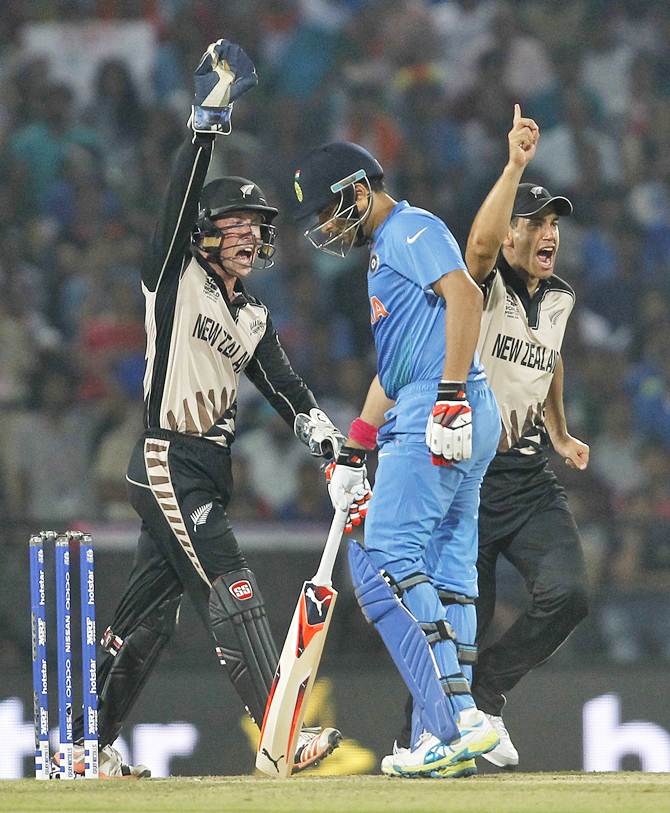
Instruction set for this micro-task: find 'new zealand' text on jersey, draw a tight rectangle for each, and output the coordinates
[370,202,485,437]
[142,133,317,447]
[477,255,575,454]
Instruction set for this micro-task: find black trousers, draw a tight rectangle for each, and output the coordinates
[472,452,589,716]
[75,430,247,747]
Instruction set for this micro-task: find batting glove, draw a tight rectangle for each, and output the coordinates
[294,408,346,460]
[426,381,472,466]
[190,39,258,135]
[325,447,372,533]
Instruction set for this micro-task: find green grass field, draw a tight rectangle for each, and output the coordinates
[3,773,670,813]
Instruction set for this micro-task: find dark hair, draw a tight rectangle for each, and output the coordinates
[369,176,386,193]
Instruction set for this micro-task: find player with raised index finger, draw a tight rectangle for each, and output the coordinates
[398,105,590,770]
[292,140,501,778]
[60,38,342,779]
[463,105,589,768]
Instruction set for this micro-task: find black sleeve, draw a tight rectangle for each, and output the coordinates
[142,131,215,292]
[244,312,318,428]
[480,268,497,303]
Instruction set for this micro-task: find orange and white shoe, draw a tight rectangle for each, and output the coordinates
[293,726,342,772]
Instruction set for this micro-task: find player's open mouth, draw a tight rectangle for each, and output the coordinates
[234,247,254,263]
[536,247,555,270]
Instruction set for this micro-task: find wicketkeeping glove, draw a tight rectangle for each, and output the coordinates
[190,39,258,135]
[425,381,473,466]
[325,447,372,533]
[294,408,346,460]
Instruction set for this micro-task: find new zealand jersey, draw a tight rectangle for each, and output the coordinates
[477,255,574,454]
[142,132,317,447]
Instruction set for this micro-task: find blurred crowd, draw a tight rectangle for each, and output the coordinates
[0,0,669,664]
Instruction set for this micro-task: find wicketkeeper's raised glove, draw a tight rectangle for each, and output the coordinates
[325,447,372,533]
[425,381,473,466]
[190,38,257,135]
[294,408,346,460]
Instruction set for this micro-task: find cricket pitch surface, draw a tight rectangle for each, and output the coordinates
[3,772,670,813]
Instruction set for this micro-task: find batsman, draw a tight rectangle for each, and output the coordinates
[62,39,342,778]
[292,138,501,777]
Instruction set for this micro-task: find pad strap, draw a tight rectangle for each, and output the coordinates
[385,572,430,597]
[437,589,475,605]
[100,626,124,657]
[457,643,478,665]
[419,620,457,645]
[441,673,471,695]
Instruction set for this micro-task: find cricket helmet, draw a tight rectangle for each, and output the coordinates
[193,177,279,269]
[291,142,383,257]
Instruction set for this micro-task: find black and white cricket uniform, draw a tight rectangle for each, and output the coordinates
[77,132,319,747]
[472,254,588,717]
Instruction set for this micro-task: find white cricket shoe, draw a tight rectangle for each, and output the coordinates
[381,741,476,779]
[52,743,151,779]
[98,744,152,778]
[293,726,342,772]
[383,709,499,778]
[480,714,519,768]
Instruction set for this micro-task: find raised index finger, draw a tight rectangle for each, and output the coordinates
[513,103,521,125]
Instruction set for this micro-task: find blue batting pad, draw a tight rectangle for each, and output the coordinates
[401,580,474,717]
[444,601,477,684]
[348,541,458,743]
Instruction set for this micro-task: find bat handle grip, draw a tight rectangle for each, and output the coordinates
[312,509,348,587]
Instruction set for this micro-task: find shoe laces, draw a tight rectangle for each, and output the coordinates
[392,740,408,756]
[413,730,435,750]
[296,726,321,748]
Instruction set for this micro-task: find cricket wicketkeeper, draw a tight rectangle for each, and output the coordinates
[61,38,343,779]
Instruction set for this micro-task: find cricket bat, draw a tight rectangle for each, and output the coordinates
[256,508,348,777]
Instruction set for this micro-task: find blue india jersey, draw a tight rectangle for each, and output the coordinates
[368,201,486,437]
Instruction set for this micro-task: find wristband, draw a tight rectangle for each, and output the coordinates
[348,417,378,450]
[437,381,467,400]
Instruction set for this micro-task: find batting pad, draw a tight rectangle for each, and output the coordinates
[348,541,459,744]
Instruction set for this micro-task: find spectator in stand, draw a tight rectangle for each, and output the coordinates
[627,323,670,450]
[12,356,95,523]
[236,404,313,516]
[76,273,145,403]
[580,8,634,126]
[85,58,144,150]
[8,82,99,209]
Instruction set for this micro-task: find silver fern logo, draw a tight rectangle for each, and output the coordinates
[549,308,565,326]
[190,502,213,532]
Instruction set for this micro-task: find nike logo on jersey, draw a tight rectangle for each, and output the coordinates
[406,226,428,244]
